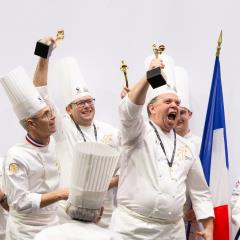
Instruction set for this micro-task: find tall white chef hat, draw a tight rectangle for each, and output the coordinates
[175,66,191,111]
[54,57,93,107]
[0,66,47,120]
[68,142,119,211]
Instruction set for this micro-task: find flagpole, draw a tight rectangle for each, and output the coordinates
[186,32,223,240]
[216,30,223,57]
[200,29,231,240]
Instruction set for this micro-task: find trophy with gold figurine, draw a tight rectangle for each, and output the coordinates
[34,30,64,58]
[120,60,129,88]
[152,44,165,58]
[146,44,167,89]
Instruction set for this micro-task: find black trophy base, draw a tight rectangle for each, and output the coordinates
[147,67,167,89]
[34,41,53,59]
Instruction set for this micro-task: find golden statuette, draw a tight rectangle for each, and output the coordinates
[34,30,65,59]
[56,30,64,41]
[152,44,165,58]
[120,60,129,88]
[216,30,222,57]
[147,44,167,89]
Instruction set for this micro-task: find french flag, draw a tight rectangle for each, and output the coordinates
[200,55,230,239]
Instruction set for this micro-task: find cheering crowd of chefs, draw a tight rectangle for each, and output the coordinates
[0,34,239,240]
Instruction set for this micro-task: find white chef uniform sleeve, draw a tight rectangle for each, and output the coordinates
[187,155,215,221]
[4,156,41,213]
[119,96,146,146]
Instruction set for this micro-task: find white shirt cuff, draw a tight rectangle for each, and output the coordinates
[29,193,42,211]
[194,201,215,220]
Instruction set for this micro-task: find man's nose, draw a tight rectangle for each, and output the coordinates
[170,101,178,107]
[49,113,56,120]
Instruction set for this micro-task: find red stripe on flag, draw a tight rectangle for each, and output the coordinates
[213,205,230,240]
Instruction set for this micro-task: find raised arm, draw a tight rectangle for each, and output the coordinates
[33,36,65,142]
[128,58,164,105]
[33,37,56,87]
[119,59,165,146]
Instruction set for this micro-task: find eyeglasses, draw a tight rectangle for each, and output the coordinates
[31,107,55,120]
[72,98,95,108]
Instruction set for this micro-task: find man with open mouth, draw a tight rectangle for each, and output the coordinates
[110,54,214,240]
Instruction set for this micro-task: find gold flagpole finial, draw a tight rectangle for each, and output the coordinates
[120,60,129,88]
[216,30,222,57]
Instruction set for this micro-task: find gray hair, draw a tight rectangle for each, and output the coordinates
[65,202,101,222]
[19,119,28,130]
[147,96,159,117]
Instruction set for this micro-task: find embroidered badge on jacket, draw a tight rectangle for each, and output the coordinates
[9,163,19,174]
[177,144,192,161]
[100,134,113,145]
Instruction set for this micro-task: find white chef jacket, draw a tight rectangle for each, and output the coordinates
[183,131,203,240]
[3,137,60,240]
[184,131,201,154]
[0,157,8,240]
[34,220,123,240]
[231,178,240,228]
[110,96,214,240]
[37,86,120,227]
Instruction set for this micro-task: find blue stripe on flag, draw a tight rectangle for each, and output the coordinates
[200,56,229,185]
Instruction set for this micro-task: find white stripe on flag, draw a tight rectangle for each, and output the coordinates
[209,128,230,206]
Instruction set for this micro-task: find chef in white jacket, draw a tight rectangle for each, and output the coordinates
[175,66,201,153]
[0,67,69,240]
[175,66,203,239]
[0,156,8,240]
[33,36,120,227]
[34,142,122,240]
[110,56,214,240]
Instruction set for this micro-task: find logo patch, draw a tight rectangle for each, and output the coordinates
[9,163,19,174]
[100,134,113,145]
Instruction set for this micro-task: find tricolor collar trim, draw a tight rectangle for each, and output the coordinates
[25,134,46,147]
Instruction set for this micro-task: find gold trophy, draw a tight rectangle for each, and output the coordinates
[120,60,129,88]
[146,43,166,89]
[34,30,64,59]
[152,44,165,58]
